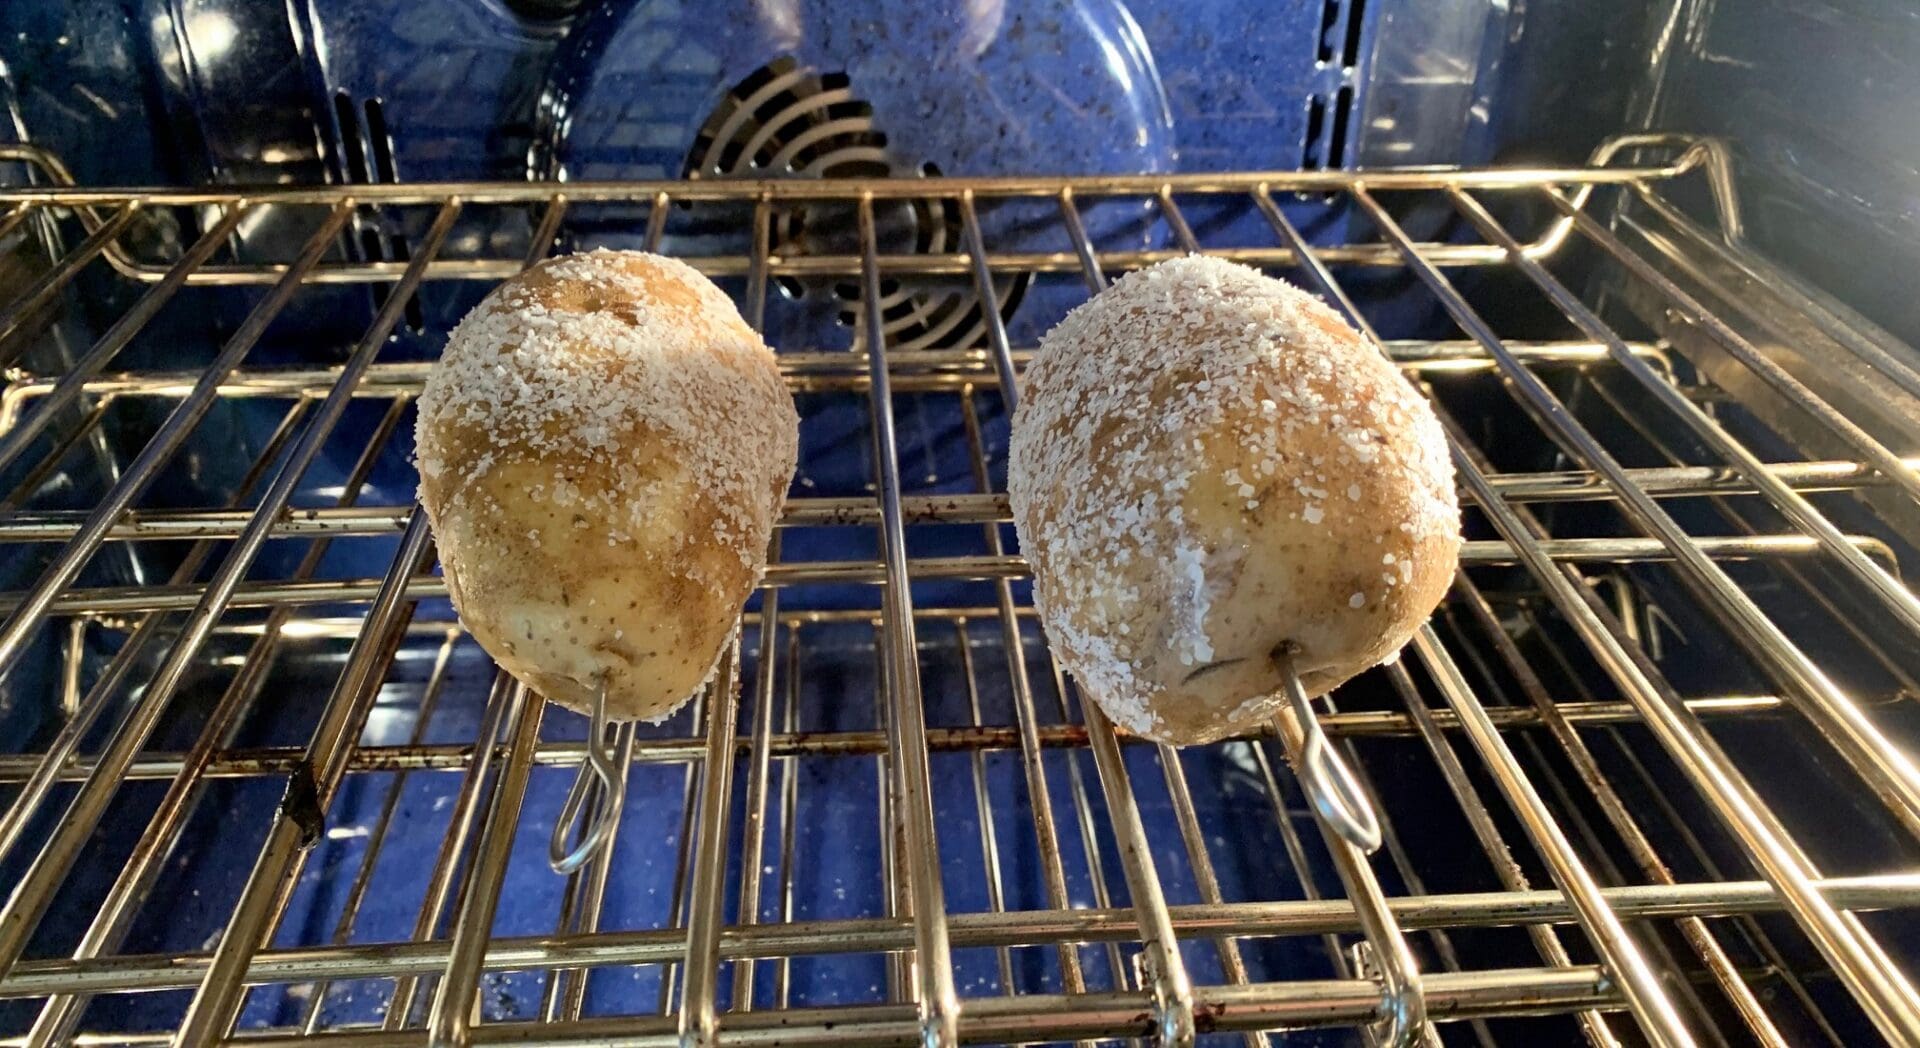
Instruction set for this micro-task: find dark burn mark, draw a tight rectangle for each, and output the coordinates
[282,759,326,850]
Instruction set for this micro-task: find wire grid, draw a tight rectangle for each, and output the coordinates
[0,140,1917,1046]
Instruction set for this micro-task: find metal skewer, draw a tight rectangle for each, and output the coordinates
[1273,643,1383,853]
[549,677,628,875]
[1270,644,1429,1046]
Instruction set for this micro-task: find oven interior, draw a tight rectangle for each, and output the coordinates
[1,1,1919,1045]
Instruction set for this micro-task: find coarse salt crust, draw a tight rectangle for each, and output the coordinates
[1008,255,1460,744]
[416,249,798,721]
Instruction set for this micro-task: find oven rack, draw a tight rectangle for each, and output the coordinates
[0,136,1918,1047]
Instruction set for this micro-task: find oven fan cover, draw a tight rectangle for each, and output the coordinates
[531,0,1176,351]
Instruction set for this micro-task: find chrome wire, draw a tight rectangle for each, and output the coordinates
[0,138,1915,1047]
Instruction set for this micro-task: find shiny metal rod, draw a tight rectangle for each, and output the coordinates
[1410,626,1697,1048]
[6,874,1919,999]
[1450,186,1920,638]
[163,200,465,1042]
[1267,694,1430,1048]
[171,511,437,1046]
[1,457,1910,545]
[0,205,361,983]
[678,643,744,1046]
[0,201,140,349]
[0,693,1799,785]
[0,204,247,469]
[423,681,543,1045]
[0,144,1701,206]
[0,201,354,683]
[856,193,962,1048]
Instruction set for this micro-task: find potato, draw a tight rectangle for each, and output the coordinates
[1008,256,1460,744]
[415,249,797,721]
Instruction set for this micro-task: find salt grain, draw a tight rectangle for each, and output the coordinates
[1006,255,1457,739]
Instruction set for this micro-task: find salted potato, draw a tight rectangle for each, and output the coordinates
[1009,256,1460,744]
[415,250,797,721]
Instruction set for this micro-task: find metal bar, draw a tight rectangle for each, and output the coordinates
[0,340,1675,419]
[0,201,140,348]
[875,630,905,1005]
[1525,596,1843,1047]
[1155,185,1202,252]
[0,202,37,250]
[0,241,1675,288]
[728,198,778,1013]
[526,195,569,270]
[154,199,461,1038]
[1260,179,1671,1048]
[6,456,1914,544]
[0,396,114,510]
[1267,695,1430,1048]
[1079,701,1197,1046]
[731,593,780,1012]
[956,193,1021,410]
[422,681,543,1045]
[546,720,634,1022]
[0,398,307,870]
[1444,574,1794,1048]
[775,629,801,1010]
[1451,187,1920,639]
[680,644,744,1048]
[1628,180,1920,404]
[1044,657,1137,1013]
[1317,688,1499,1048]
[1354,184,1920,842]
[0,693,1798,784]
[0,204,246,465]
[1451,437,1920,1042]
[170,509,435,1045]
[1545,185,1920,493]
[0,535,1901,620]
[951,619,1018,995]
[653,690,707,1016]
[7,874,1919,999]
[1585,373,1920,698]
[1155,744,1264,1048]
[1104,344,1413,1016]
[955,388,1088,998]
[299,627,465,1033]
[1523,373,1864,1044]
[1055,189,1109,294]
[206,967,1625,1047]
[384,669,525,1030]
[1053,178,1195,1043]
[1408,627,1695,1047]
[1338,182,1920,1042]
[856,192,961,1048]
[21,394,402,1047]
[0,208,364,981]
[384,204,567,1031]
[1247,723,1371,998]
[0,159,1702,208]
[0,201,354,682]
[1382,663,1619,1048]
[745,193,771,330]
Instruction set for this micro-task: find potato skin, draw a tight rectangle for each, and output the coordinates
[1008,257,1460,744]
[415,250,797,721]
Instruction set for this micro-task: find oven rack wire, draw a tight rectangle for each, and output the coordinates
[0,135,1916,1047]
